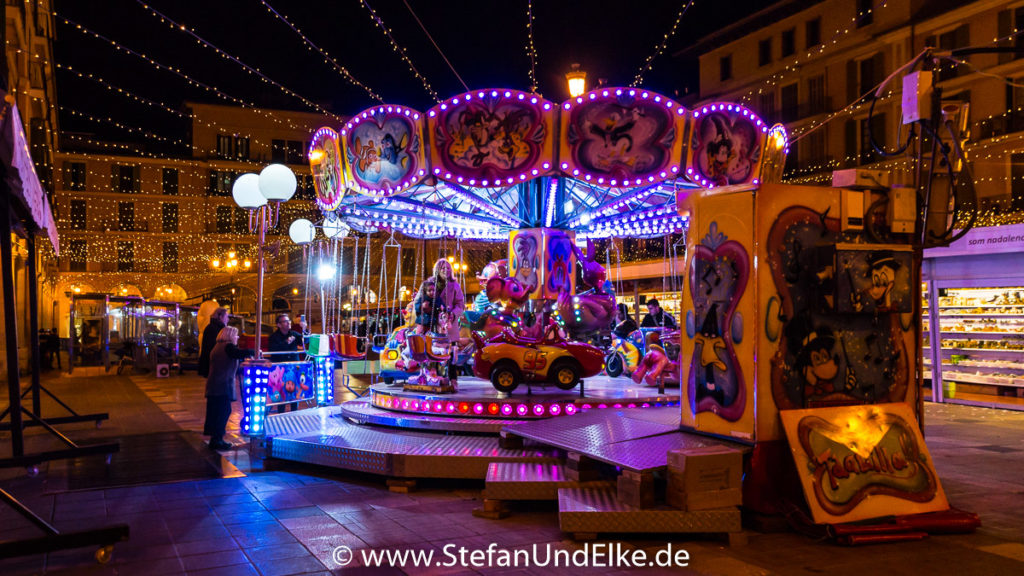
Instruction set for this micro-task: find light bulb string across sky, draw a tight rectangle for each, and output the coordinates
[358,0,440,103]
[630,0,695,88]
[56,14,306,132]
[132,0,345,124]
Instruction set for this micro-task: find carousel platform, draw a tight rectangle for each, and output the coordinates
[264,406,559,479]
[366,375,679,422]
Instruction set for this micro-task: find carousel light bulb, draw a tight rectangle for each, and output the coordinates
[212,259,221,268]
[317,263,336,281]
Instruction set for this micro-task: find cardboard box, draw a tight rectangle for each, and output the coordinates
[666,446,743,511]
[617,470,655,509]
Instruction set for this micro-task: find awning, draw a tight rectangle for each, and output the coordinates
[0,92,58,253]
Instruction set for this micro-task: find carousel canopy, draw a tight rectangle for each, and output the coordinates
[306,89,787,241]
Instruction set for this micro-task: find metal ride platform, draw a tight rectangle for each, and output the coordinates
[264,407,558,479]
[340,400,519,434]
[367,375,680,420]
[502,406,747,473]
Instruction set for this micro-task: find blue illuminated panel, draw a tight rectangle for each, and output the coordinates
[241,363,270,436]
[314,356,335,406]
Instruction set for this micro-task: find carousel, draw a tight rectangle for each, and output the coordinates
[239,86,965,541]
[239,87,780,486]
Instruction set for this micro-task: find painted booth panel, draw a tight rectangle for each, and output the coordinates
[507,228,576,301]
[680,189,756,442]
[309,127,345,211]
[685,103,769,189]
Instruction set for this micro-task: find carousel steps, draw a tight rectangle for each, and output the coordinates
[557,487,743,541]
[482,462,614,501]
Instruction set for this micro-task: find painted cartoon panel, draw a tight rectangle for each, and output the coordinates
[679,190,756,442]
[341,105,426,197]
[686,222,749,422]
[543,229,575,300]
[267,361,315,405]
[780,403,949,524]
[508,229,542,294]
[558,88,688,186]
[765,207,912,410]
[427,90,555,187]
[686,103,767,188]
[309,127,344,211]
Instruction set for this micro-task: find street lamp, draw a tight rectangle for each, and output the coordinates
[566,63,587,98]
[232,164,297,359]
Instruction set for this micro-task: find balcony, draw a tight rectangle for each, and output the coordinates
[779,97,833,123]
[976,113,1024,140]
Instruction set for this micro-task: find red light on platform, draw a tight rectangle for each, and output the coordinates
[488,403,499,415]
[458,402,470,414]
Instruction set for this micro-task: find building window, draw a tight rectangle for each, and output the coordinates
[216,206,233,233]
[208,170,235,196]
[926,25,970,82]
[216,134,251,160]
[234,208,249,234]
[70,199,87,231]
[859,113,886,164]
[781,28,796,58]
[806,18,821,48]
[781,83,799,122]
[804,127,828,170]
[118,202,135,232]
[63,161,86,191]
[29,61,45,89]
[807,75,826,115]
[117,241,134,273]
[758,92,776,123]
[113,165,140,194]
[162,203,179,233]
[68,240,87,272]
[848,53,884,102]
[272,139,306,164]
[162,168,178,195]
[1013,154,1024,210]
[857,0,873,27]
[163,242,178,273]
[759,38,772,66]
[719,55,732,81]
[998,8,1024,64]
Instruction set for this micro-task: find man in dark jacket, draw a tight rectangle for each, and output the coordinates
[198,307,228,377]
[641,299,678,329]
[268,313,304,412]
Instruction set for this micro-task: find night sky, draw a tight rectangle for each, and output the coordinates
[53,0,765,152]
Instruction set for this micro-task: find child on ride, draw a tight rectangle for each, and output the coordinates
[413,278,436,334]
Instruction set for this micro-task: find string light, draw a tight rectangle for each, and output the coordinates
[258,0,385,103]
[132,1,344,123]
[631,0,695,87]
[525,0,539,94]
[358,0,440,102]
[55,14,306,131]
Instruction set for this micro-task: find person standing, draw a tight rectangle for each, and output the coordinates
[204,326,252,450]
[198,307,227,378]
[641,299,678,329]
[268,313,303,412]
[430,259,465,386]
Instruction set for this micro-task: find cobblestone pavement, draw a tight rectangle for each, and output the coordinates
[0,372,1023,575]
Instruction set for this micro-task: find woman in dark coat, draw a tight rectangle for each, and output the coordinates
[204,325,252,450]
[198,307,228,377]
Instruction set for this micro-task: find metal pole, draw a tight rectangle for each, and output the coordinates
[254,206,267,359]
[0,185,25,456]
[27,234,41,415]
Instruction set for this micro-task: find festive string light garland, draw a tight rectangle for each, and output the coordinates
[525,0,539,94]
[358,0,440,102]
[630,0,695,88]
[132,1,344,123]
[258,0,385,103]
[56,13,306,131]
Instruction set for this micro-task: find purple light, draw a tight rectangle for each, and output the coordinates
[598,403,607,409]
[533,404,546,416]
[565,404,577,415]
[550,404,562,415]
[473,403,484,414]
[501,404,513,415]
[446,402,456,414]
[516,404,528,416]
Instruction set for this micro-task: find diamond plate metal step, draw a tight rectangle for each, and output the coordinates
[483,462,614,500]
[557,488,741,536]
